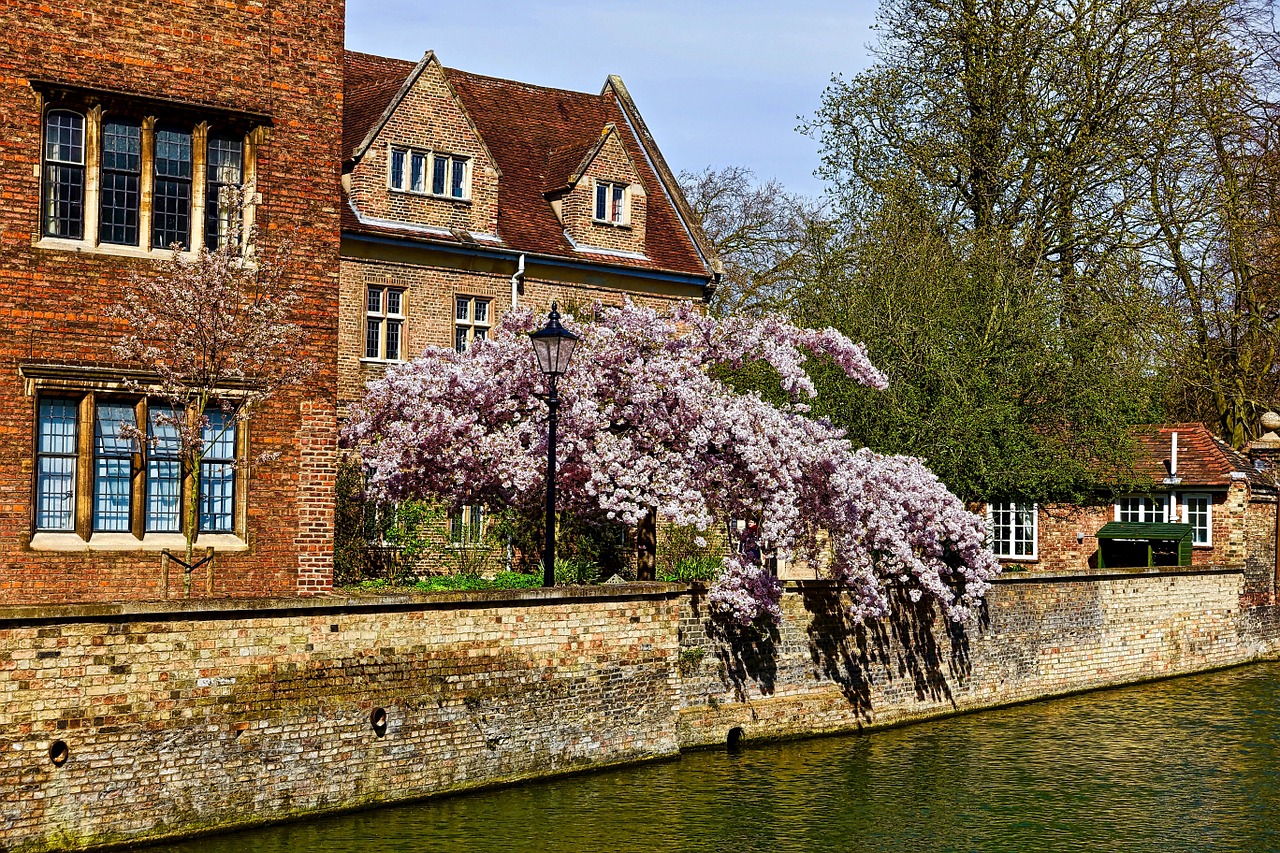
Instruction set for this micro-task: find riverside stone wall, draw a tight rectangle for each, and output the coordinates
[677,568,1257,746]
[0,587,684,852]
[0,568,1269,851]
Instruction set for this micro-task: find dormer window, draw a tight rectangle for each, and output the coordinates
[388,146,470,200]
[594,180,628,224]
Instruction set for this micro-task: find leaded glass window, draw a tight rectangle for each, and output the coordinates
[153,126,193,249]
[199,410,236,533]
[43,111,85,239]
[99,119,142,245]
[93,402,137,532]
[36,397,79,531]
[205,134,244,249]
[147,405,182,532]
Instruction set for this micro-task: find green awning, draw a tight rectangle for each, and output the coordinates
[1096,522,1194,541]
[1095,522,1194,568]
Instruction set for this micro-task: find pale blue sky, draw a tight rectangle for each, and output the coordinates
[345,1,880,198]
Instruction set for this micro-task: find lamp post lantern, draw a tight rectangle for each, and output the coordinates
[530,302,580,586]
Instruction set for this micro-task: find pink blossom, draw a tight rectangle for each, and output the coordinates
[345,300,1000,626]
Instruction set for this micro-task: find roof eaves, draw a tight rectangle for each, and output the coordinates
[603,74,719,278]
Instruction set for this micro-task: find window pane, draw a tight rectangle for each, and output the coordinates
[154,128,192,179]
[432,155,447,195]
[612,184,625,222]
[102,120,141,172]
[456,297,469,322]
[99,170,140,245]
[36,456,76,531]
[451,157,466,197]
[44,163,84,239]
[146,405,181,533]
[455,326,468,353]
[366,319,383,359]
[595,183,607,220]
[199,411,235,533]
[93,402,137,532]
[473,327,487,344]
[205,135,244,249]
[390,149,405,189]
[385,289,402,316]
[474,299,488,324]
[36,397,78,531]
[45,111,84,164]
[385,319,402,361]
[38,397,78,456]
[411,152,425,193]
[367,287,383,315]
[153,178,192,249]
[100,122,142,246]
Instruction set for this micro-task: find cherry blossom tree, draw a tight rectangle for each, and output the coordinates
[110,187,313,577]
[345,301,1000,626]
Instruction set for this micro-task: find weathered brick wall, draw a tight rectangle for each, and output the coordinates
[0,570,1272,850]
[561,131,648,255]
[0,587,684,852]
[677,569,1259,746]
[347,56,500,237]
[338,249,704,412]
[0,0,344,602]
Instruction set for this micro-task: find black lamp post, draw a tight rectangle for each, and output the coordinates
[529,302,580,586]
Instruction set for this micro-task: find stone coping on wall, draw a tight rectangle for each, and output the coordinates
[0,583,688,627]
[986,564,1244,584]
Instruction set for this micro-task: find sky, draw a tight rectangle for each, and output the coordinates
[345,1,881,199]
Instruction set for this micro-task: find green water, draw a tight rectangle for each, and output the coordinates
[160,663,1280,853]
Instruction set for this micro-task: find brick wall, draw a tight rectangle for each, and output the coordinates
[1,570,1273,850]
[560,131,648,256]
[338,248,705,412]
[0,587,684,851]
[0,0,344,603]
[346,56,500,237]
[678,569,1259,746]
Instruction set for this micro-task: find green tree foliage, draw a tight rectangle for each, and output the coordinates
[790,214,1158,503]
[797,0,1280,454]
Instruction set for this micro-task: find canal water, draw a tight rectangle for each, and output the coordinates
[159,662,1280,853]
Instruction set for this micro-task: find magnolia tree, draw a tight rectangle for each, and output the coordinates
[345,301,1000,626]
[110,188,313,574]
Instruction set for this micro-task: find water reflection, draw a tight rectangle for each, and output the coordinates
[157,663,1280,853]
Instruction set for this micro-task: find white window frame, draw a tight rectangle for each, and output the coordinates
[987,501,1038,560]
[593,179,629,225]
[1181,493,1213,547]
[1115,495,1169,524]
[364,286,405,362]
[450,505,485,547]
[387,145,471,201]
[454,296,491,353]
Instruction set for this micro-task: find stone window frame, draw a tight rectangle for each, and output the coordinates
[364,286,406,363]
[386,144,471,202]
[1181,493,1213,547]
[454,295,491,353]
[592,178,630,226]
[25,371,250,553]
[987,500,1038,560]
[1115,495,1169,524]
[32,87,261,260]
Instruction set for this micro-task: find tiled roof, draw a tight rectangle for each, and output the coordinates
[1130,423,1263,487]
[340,51,713,281]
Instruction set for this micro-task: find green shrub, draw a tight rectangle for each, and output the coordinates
[659,555,724,584]
[553,557,601,586]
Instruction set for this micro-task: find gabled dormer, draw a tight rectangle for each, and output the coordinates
[345,52,501,241]
[544,124,647,259]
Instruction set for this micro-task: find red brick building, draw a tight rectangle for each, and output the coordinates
[338,50,719,414]
[987,423,1278,604]
[0,1,345,603]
